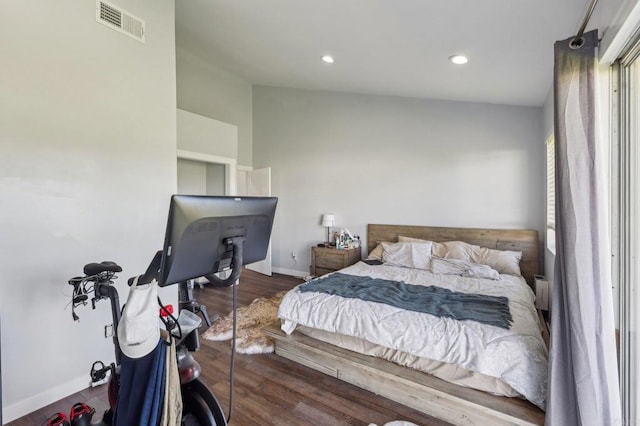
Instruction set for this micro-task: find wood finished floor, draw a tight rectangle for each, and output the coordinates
[8,270,449,426]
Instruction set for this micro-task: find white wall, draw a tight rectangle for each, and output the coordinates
[253,86,544,276]
[178,159,208,195]
[177,108,238,159]
[177,48,253,167]
[0,1,177,422]
[206,164,226,195]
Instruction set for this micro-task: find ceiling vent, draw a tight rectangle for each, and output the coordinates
[96,0,145,43]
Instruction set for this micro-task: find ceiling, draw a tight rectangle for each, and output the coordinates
[175,0,592,107]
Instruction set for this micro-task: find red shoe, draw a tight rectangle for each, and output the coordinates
[69,402,95,426]
[46,412,70,426]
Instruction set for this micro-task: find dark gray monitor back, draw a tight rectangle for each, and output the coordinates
[158,195,277,287]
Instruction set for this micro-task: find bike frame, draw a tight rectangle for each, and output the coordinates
[75,246,244,425]
[94,279,123,366]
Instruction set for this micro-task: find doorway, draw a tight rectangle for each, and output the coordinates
[177,158,225,195]
[237,167,273,276]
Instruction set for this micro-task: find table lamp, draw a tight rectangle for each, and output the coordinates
[321,214,336,244]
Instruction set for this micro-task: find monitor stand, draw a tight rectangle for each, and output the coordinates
[179,280,215,328]
[178,236,246,345]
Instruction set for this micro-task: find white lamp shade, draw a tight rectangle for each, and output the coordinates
[321,214,336,227]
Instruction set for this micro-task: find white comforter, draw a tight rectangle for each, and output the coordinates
[278,261,548,409]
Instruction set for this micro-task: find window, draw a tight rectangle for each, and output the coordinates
[615,34,640,425]
[546,134,556,254]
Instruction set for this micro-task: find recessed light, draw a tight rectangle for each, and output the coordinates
[449,55,468,65]
[322,55,334,64]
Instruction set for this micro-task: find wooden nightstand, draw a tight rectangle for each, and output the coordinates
[311,246,362,277]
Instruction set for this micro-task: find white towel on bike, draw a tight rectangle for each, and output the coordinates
[160,332,182,426]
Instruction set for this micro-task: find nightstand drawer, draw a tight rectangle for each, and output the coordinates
[314,267,336,277]
[315,251,346,269]
[311,246,361,277]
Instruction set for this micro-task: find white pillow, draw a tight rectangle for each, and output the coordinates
[381,241,432,270]
[366,242,388,261]
[430,257,500,280]
[432,240,522,276]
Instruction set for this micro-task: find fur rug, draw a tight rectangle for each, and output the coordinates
[201,291,287,354]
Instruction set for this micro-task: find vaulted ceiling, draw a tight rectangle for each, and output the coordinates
[175,0,600,107]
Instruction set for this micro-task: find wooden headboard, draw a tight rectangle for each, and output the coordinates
[367,224,540,286]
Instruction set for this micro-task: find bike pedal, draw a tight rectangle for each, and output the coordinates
[46,412,70,426]
[69,402,95,426]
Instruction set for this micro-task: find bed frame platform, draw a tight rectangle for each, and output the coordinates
[263,322,544,425]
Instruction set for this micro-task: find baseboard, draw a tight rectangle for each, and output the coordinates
[3,375,90,424]
[272,267,308,279]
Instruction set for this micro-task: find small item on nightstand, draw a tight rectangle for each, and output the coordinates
[317,243,326,247]
[337,230,345,249]
[337,229,358,249]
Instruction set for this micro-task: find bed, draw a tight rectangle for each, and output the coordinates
[264,224,547,425]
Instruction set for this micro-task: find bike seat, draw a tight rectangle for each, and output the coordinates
[84,261,123,276]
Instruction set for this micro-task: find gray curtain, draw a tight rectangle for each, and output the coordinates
[546,29,621,425]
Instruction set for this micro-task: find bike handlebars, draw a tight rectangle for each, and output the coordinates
[126,237,246,288]
[127,250,162,286]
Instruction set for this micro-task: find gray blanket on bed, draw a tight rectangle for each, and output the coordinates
[298,273,512,329]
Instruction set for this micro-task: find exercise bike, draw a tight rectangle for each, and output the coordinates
[68,253,231,425]
[66,195,277,426]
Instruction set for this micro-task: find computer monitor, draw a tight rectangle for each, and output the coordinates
[157,195,277,287]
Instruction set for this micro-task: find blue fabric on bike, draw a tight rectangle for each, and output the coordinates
[298,273,513,329]
[114,338,166,426]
